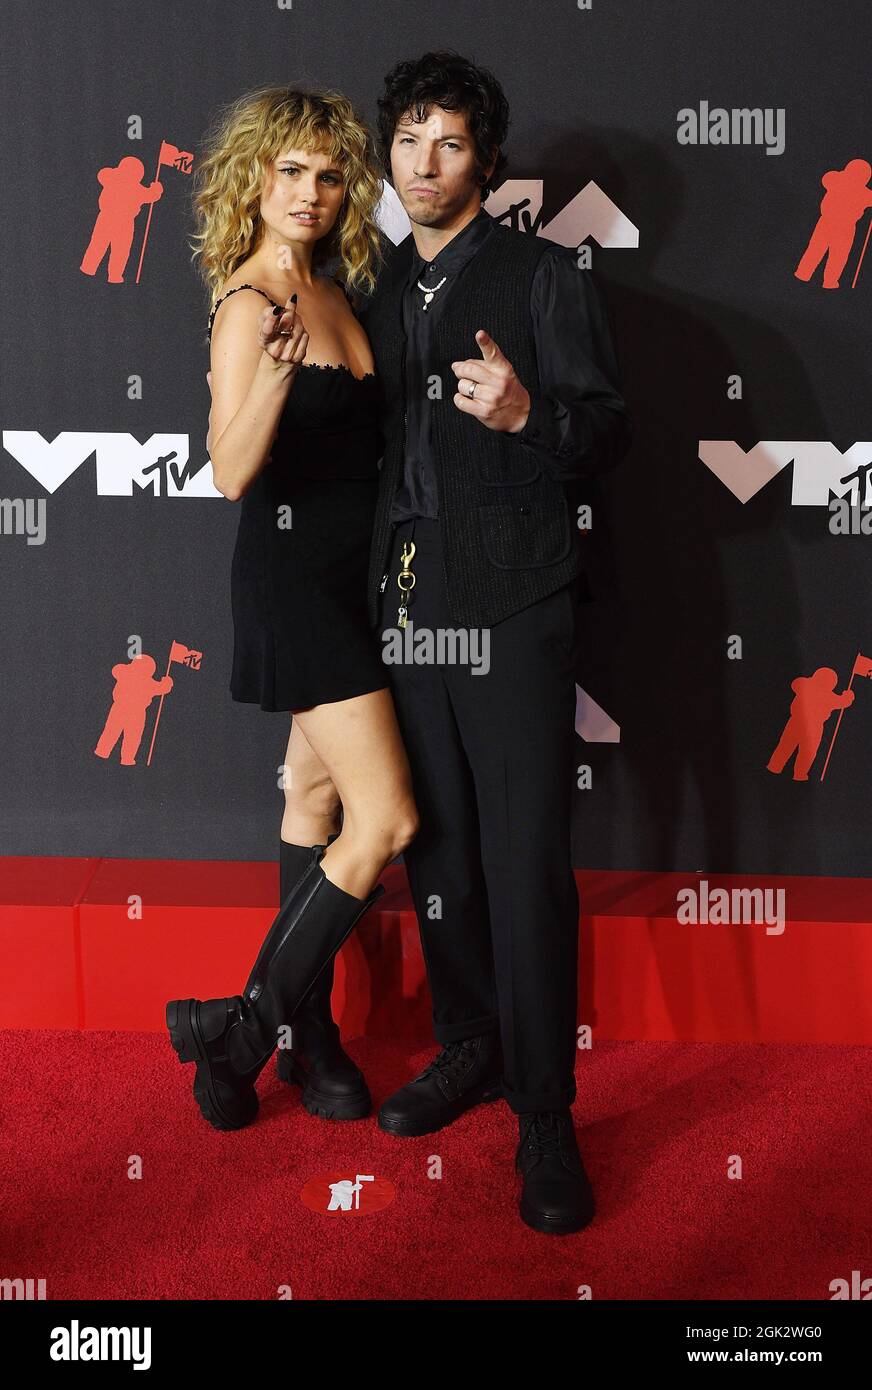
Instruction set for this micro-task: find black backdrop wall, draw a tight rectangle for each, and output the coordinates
[1,0,870,877]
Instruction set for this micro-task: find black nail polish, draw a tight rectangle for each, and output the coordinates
[290,293,298,303]
[272,306,281,316]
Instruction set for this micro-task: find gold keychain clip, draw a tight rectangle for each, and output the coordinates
[397,540,416,628]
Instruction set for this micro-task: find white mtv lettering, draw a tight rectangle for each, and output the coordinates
[792,443,872,506]
[2,431,221,497]
[698,440,872,505]
[376,179,638,250]
[484,179,638,249]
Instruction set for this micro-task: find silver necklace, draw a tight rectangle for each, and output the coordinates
[416,274,447,310]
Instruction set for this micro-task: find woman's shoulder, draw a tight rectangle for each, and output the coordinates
[324,271,363,316]
[213,275,283,308]
[322,269,351,300]
[208,278,283,340]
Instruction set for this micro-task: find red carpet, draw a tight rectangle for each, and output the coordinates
[2,1028,869,1300]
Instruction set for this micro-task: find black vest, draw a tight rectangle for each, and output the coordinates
[364,223,585,628]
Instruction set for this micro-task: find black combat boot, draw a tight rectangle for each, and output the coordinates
[166,846,384,1131]
[515,1110,595,1234]
[377,1031,504,1137]
[274,837,372,1120]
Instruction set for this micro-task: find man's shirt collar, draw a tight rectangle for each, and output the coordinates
[408,206,494,283]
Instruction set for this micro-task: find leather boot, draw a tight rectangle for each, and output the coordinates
[515,1110,595,1234]
[166,846,384,1131]
[378,1031,504,1137]
[274,837,372,1120]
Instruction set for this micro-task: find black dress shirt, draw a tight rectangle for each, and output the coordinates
[390,206,632,523]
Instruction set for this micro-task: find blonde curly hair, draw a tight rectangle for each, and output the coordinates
[189,85,384,325]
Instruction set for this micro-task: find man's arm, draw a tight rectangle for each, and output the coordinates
[517,246,633,482]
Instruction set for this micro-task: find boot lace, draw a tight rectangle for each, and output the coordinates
[521,1111,565,1158]
[422,1038,479,1086]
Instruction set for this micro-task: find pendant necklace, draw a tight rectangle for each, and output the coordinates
[417,274,447,311]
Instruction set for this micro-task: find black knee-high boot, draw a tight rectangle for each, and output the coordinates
[165,846,384,1131]
[274,836,372,1120]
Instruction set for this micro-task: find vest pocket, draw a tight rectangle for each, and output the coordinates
[476,450,541,487]
[478,497,572,569]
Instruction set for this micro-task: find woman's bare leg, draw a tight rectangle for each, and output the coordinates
[280,716,342,846]
[291,686,419,900]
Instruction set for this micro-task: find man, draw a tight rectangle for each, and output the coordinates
[361,51,633,1233]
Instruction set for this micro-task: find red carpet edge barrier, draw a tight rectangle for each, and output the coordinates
[2,856,871,1044]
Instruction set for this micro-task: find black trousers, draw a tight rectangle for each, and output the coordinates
[378,516,582,1113]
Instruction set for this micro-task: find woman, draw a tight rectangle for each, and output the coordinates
[165,85,419,1131]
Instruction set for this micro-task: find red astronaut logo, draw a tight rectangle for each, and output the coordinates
[80,139,194,285]
[299,1172,396,1216]
[94,640,202,768]
[767,653,872,781]
[794,158,872,290]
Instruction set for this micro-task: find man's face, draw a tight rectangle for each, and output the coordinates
[389,105,494,227]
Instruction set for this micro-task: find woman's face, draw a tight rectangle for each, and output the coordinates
[258,144,345,253]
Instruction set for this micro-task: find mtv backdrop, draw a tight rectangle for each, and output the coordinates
[1,0,870,876]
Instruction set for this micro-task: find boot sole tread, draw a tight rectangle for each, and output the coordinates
[277,1053,372,1120]
[377,1082,503,1137]
[165,998,258,1132]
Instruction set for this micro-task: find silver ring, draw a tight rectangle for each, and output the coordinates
[467,381,476,399]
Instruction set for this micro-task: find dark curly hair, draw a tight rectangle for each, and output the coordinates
[376,51,509,198]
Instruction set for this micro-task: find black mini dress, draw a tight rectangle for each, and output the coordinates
[208,283,389,712]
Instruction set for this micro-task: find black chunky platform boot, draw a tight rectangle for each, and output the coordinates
[274,837,372,1120]
[166,845,384,1131]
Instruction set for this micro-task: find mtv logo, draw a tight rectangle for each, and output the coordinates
[698,441,872,505]
[374,178,638,250]
[485,180,639,249]
[3,431,220,497]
